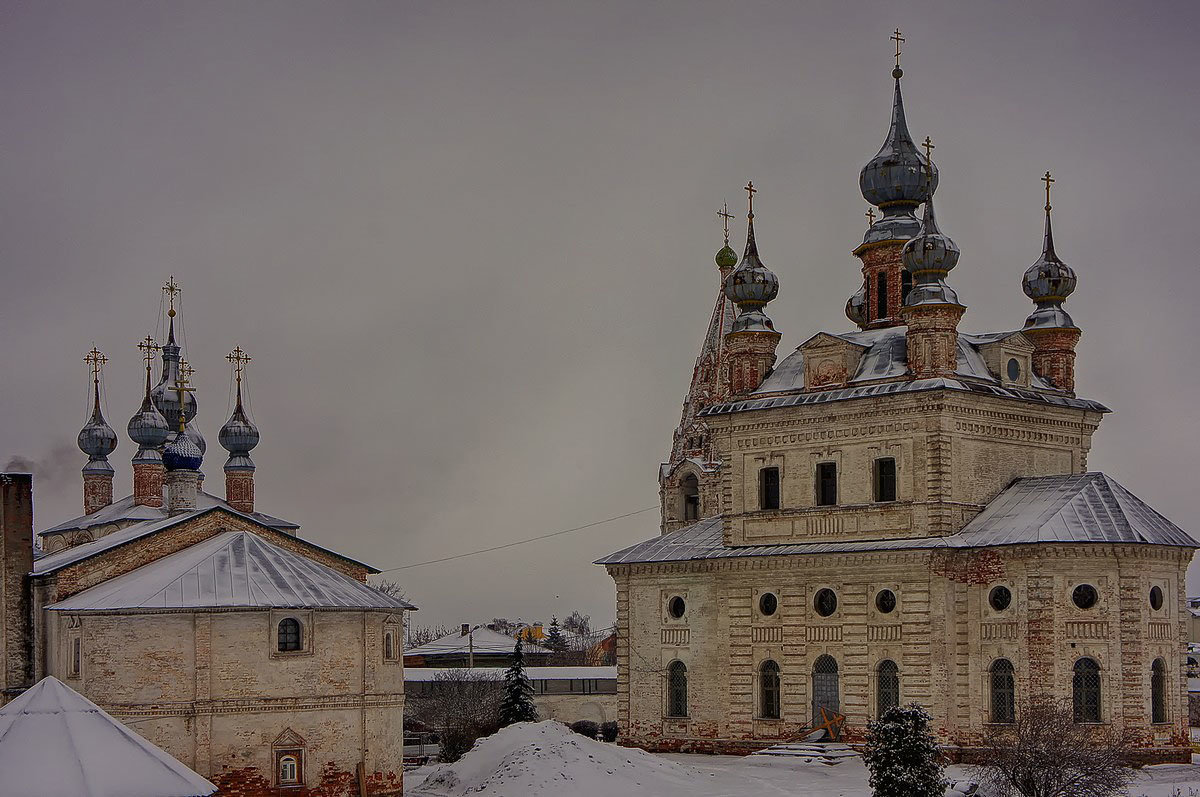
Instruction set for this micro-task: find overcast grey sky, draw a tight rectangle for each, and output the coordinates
[3,1,1198,630]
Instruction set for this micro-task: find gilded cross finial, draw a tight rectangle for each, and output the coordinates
[138,335,160,370]
[866,208,876,228]
[891,29,905,70]
[163,276,181,318]
[922,136,935,187]
[84,346,108,383]
[173,358,195,432]
[717,202,733,245]
[744,181,757,219]
[1042,170,1055,213]
[227,346,251,388]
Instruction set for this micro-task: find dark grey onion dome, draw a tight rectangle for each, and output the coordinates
[127,392,169,456]
[901,196,962,307]
[184,422,206,457]
[219,402,259,470]
[162,433,203,472]
[715,243,738,270]
[845,283,867,325]
[150,318,197,430]
[723,212,779,334]
[78,400,117,476]
[1023,206,1078,331]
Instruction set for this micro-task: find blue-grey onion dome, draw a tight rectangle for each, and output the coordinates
[860,77,938,209]
[162,434,203,472]
[715,244,738,269]
[78,406,117,461]
[730,308,777,335]
[901,200,959,276]
[860,213,922,247]
[723,218,778,308]
[845,285,867,325]
[151,380,197,430]
[1022,215,1077,303]
[127,394,169,450]
[219,403,259,457]
[184,422,206,456]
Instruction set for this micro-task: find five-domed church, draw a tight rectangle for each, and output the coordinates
[599,42,1198,762]
[1,281,413,795]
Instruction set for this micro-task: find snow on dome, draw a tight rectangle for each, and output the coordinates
[0,676,216,797]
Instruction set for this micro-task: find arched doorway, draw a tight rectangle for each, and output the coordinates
[812,655,839,723]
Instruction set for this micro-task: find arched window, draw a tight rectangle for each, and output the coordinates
[812,655,839,723]
[277,618,302,652]
[666,661,688,718]
[760,660,781,719]
[278,755,299,785]
[384,629,396,662]
[990,659,1015,724]
[1151,658,1167,724]
[1073,658,1101,723]
[877,660,899,716]
[682,474,700,522]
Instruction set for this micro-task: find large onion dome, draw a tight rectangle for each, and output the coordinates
[78,398,117,476]
[219,401,259,471]
[723,206,779,334]
[1022,200,1077,331]
[162,433,203,472]
[128,369,169,462]
[901,194,962,308]
[150,318,197,430]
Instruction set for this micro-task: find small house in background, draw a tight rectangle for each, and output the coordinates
[404,624,553,668]
[0,676,216,797]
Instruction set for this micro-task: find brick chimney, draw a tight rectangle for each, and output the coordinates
[1,474,34,697]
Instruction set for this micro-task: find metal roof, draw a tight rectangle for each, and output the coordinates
[46,531,414,613]
[596,473,1196,566]
[406,626,551,658]
[40,490,298,536]
[0,676,216,797]
[33,505,375,576]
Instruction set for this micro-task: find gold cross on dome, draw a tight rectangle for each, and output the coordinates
[138,335,160,370]
[226,346,251,384]
[84,346,107,382]
[891,29,905,69]
[163,275,181,317]
[717,202,733,244]
[866,208,876,227]
[1042,170,1055,212]
[744,181,757,218]
[173,359,195,432]
[922,136,935,163]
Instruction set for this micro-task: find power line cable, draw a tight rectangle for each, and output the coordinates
[375,506,657,574]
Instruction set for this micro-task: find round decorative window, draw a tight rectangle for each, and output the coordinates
[667,596,686,619]
[875,589,897,614]
[1007,358,1021,381]
[1150,586,1164,611]
[759,592,778,616]
[1072,584,1098,610]
[814,588,838,617]
[989,585,1012,612]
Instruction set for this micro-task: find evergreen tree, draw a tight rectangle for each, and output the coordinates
[499,638,538,726]
[544,616,568,653]
[863,704,946,797]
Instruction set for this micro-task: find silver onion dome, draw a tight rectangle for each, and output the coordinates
[219,402,259,471]
[184,422,206,457]
[1023,202,1077,331]
[78,400,118,475]
[901,196,962,307]
[845,283,867,326]
[128,381,169,457]
[150,319,197,430]
[723,208,779,334]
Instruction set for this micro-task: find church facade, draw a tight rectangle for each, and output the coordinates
[600,54,1197,763]
[0,284,413,796]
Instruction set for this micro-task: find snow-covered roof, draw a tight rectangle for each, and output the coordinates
[406,626,551,658]
[33,505,376,576]
[405,666,616,682]
[40,490,298,536]
[597,473,1196,566]
[46,531,414,613]
[0,676,216,797]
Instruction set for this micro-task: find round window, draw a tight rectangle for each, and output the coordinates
[814,588,838,617]
[1007,358,1021,381]
[667,596,686,619]
[1150,586,1164,611]
[989,585,1012,612]
[759,592,778,616]
[1072,584,1098,610]
[875,589,896,614]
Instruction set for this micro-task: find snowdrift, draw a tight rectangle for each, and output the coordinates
[411,721,718,797]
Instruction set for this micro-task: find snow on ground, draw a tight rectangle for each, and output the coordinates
[406,721,1200,797]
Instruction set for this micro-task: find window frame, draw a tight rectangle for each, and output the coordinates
[759,659,781,720]
[1072,657,1102,723]
[270,610,314,658]
[872,457,897,503]
[876,659,899,717]
[815,462,838,507]
[681,473,700,522]
[68,634,82,679]
[989,658,1016,724]
[1151,658,1167,724]
[759,466,781,511]
[275,750,304,787]
[277,618,303,653]
[666,660,688,718]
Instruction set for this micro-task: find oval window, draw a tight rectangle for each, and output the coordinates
[668,596,686,619]
[875,589,897,614]
[1072,584,1098,610]
[759,592,778,617]
[1007,358,1021,381]
[989,585,1012,612]
[1150,586,1164,611]
[814,588,838,617]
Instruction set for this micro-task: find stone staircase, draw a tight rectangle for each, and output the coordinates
[747,742,860,765]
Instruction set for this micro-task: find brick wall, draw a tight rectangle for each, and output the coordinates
[1,474,33,701]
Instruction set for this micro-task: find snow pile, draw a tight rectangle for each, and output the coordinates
[410,721,717,797]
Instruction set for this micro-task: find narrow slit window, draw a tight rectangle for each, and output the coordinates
[901,269,913,306]
[876,272,888,319]
[1152,658,1167,723]
[873,457,897,502]
[69,637,81,678]
[816,462,838,506]
[759,467,781,511]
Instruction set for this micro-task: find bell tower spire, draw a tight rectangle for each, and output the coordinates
[78,347,117,515]
[722,181,781,397]
[1022,171,1081,393]
[220,346,260,513]
[128,336,169,507]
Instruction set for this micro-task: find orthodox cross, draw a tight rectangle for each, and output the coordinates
[85,346,107,386]
[138,335,160,371]
[717,202,733,245]
[174,359,195,433]
[744,181,757,218]
[922,136,935,185]
[866,208,876,228]
[891,29,905,69]
[163,275,181,318]
[227,346,251,404]
[1042,171,1055,212]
